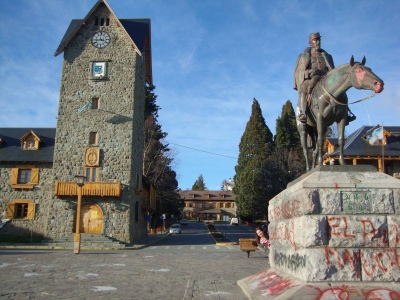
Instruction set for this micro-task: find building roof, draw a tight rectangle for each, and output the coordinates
[0,128,55,163]
[329,125,400,157]
[54,0,152,85]
[178,190,236,201]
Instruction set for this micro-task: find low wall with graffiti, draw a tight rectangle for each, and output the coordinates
[267,165,400,283]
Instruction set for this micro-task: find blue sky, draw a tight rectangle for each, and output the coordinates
[1,0,399,191]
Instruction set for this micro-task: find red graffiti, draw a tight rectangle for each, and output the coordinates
[365,289,400,300]
[269,199,302,221]
[327,216,388,246]
[327,216,356,239]
[269,221,298,250]
[318,287,349,300]
[390,223,400,247]
[324,247,360,279]
[362,249,400,278]
[361,219,389,247]
[257,271,298,296]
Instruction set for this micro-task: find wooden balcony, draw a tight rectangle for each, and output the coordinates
[54,181,121,197]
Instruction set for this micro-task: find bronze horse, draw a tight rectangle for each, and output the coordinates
[297,56,384,171]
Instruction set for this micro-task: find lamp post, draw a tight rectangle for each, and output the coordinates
[74,175,85,254]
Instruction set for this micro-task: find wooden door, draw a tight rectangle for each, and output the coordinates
[81,203,103,233]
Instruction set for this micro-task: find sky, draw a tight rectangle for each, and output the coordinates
[0,0,399,191]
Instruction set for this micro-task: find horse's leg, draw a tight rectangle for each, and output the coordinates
[299,124,310,171]
[311,129,318,168]
[337,119,347,165]
[316,113,326,166]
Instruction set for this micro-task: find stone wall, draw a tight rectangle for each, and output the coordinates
[0,164,54,238]
[268,165,400,282]
[49,5,145,243]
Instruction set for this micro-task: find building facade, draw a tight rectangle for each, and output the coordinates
[178,190,236,221]
[0,0,154,244]
[324,125,400,179]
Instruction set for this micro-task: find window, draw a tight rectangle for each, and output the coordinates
[11,168,39,189]
[198,203,202,208]
[7,200,35,220]
[26,140,36,149]
[212,203,216,208]
[21,130,40,150]
[89,132,98,145]
[205,203,209,208]
[16,203,28,218]
[85,167,98,182]
[92,98,99,109]
[95,17,110,26]
[18,169,31,184]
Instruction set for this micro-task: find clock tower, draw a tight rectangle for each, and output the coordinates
[50,0,152,243]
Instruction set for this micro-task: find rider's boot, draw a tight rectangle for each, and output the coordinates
[297,93,307,124]
[346,112,356,125]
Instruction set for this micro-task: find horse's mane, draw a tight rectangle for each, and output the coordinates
[326,63,350,75]
[320,63,351,86]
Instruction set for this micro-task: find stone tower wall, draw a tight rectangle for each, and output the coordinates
[48,4,145,243]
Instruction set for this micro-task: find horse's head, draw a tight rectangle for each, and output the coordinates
[349,56,384,93]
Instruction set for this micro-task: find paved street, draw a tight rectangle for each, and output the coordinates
[0,223,269,300]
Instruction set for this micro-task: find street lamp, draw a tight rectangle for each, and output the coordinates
[74,175,85,254]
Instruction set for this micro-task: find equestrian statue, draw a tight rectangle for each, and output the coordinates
[294,32,384,171]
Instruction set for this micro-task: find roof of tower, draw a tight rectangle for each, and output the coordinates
[54,0,152,85]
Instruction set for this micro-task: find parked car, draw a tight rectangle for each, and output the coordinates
[169,224,181,234]
[180,219,188,225]
[230,217,239,226]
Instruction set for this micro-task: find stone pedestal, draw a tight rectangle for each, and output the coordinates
[238,166,400,299]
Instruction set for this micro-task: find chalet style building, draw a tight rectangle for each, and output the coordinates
[178,190,236,221]
[324,125,400,179]
[0,0,155,244]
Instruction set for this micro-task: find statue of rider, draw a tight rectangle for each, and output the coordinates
[294,32,355,124]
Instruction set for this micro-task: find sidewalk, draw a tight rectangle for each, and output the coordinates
[0,231,170,251]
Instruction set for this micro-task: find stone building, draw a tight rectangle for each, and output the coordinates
[0,0,154,244]
[178,190,236,221]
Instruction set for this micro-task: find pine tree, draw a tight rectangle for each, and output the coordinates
[233,98,273,221]
[275,100,299,147]
[143,85,179,221]
[192,174,207,191]
[269,100,305,195]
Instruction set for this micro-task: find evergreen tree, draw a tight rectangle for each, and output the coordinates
[269,100,305,195]
[233,98,274,221]
[143,85,179,222]
[192,174,207,190]
[275,100,300,147]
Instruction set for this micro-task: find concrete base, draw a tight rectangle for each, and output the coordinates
[238,268,400,300]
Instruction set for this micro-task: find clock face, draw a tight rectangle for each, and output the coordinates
[92,31,110,49]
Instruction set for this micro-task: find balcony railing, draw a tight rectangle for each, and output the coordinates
[54,181,121,197]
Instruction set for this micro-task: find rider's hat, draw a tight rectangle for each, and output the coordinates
[309,32,321,41]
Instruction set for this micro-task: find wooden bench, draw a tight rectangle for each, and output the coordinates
[239,238,258,258]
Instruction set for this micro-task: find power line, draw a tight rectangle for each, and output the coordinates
[167,142,237,159]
